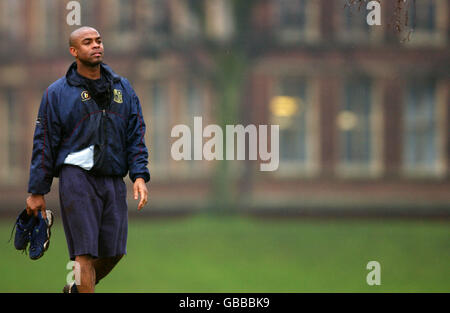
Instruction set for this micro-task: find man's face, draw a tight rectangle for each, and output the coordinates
[71,29,104,66]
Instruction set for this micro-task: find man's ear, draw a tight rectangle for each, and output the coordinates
[69,46,77,58]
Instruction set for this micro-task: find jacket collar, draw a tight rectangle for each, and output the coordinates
[66,61,121,87]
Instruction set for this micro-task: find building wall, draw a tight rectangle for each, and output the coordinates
[0,0,448,214]
[246,0,449,214]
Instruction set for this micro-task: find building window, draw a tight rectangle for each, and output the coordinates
[274,0,319,43]
[79,0,97,29]
[179,79,208,176]
[0,88,22,183]
[186,80,203,162]
[270,76,318,176]
[116,0,136,33]
[148,81,169,178]
[106,0,138,51]
[278,0,307,31]
[33,0,60,52]
[0,0,23,47]
[338,1,380,43]
[410,0,436,32]
[337,78,382,177]
[403,79,445,177]
[344,5,370,32]
[405,0,447,45]
[139,0,171,47]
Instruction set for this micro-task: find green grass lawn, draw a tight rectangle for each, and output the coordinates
[0,215,449,292]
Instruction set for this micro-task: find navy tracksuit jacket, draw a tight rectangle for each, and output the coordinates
[28,62,150,195]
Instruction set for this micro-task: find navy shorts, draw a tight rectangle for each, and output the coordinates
[58,165,128,261]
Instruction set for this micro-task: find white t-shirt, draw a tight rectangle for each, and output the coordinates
[63,145,94,170]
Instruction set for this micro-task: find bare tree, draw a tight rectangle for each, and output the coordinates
[345,0,417,41]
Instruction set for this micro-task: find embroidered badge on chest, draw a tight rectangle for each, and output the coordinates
[81,90,91,101]
[113,89,123,103]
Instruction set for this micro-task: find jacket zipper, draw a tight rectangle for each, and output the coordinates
[102,109,107,147]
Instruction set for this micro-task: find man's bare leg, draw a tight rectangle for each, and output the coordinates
[75,255,96,293]
[93,254,124,285]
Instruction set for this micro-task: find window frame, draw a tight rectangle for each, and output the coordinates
[174,77,213,179]
[270,75,320,178]
[31,0,61,53]
[0,87,24,184]
[273,0,320,44]
[336,0,384,44]
[402,0,447,46]
[335,77,384,178]
[146,79,171,181]
[401,78,447,178]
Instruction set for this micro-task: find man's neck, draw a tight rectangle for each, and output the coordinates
[76,61,101,80]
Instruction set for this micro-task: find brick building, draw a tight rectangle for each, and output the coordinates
[0,0,448,216]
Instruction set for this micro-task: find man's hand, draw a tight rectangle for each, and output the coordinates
[133,178,148,211]
[26,194,47,218]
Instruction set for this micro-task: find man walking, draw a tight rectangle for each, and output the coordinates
[26,26,150,293]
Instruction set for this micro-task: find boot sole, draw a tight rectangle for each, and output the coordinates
[43,210,53,251]
[30,210,54,260]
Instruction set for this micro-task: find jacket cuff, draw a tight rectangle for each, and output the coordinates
[27,176,53,195]
[131,172,150,183]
